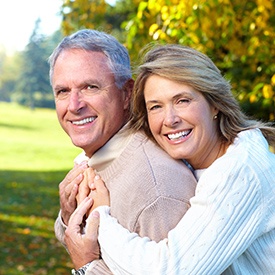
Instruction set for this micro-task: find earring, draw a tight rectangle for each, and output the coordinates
[213,115,218,119]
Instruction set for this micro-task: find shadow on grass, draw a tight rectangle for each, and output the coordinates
[0,170,73,275]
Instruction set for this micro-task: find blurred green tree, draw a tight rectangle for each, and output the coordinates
[14,19,52,108]
[7,20,63,108]
[0,50,21,102]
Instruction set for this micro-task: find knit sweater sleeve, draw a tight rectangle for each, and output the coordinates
[54,210,67,247]
[96,158,264,275]
[133,196,193,242]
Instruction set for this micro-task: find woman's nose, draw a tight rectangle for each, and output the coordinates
[163,107,180,127]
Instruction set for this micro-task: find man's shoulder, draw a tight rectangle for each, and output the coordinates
[133,132,183,164]
[128,132,194,180]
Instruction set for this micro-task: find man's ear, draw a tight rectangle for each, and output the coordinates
[122,78,134,110]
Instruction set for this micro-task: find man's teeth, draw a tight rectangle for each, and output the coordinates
[72,117,95,125]
[168,130,190,140]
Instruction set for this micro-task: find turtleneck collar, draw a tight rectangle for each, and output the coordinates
[74,123,133,171]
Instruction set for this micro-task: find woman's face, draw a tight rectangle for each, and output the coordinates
[144,74,221,169]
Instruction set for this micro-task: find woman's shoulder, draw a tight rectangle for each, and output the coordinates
[201,129,275,191]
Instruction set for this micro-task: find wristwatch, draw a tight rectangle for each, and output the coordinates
[71,262,91,275]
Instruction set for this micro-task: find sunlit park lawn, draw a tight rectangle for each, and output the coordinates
[0,102,81,274]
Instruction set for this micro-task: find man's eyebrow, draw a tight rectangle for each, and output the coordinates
[53,85,66,91]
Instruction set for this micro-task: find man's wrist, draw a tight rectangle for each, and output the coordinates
[71,262,91,275]
[58,210,69,227]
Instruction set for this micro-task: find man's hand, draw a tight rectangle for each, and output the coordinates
[65,197,101,269]
[59,162,87,225]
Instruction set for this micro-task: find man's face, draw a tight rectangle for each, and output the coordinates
[52,49,130,157]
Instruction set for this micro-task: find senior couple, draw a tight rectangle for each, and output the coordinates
[50,29,275,274]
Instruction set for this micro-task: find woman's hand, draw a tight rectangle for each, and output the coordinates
[76,167,96,205]
[77,167,110,212]
[88,172,110,214]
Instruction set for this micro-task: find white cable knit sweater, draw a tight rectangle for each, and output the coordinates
[96,129,275,274]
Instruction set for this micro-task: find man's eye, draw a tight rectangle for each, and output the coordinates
[87,85,99,90]
[55,89,68,98]
[81,85,101,97]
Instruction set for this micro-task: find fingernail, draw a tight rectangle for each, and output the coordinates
[92,211,100,218]
[90,183,96,190]
[81,161,88,167]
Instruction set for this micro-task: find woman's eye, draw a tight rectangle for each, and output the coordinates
[178,98,190,104]
[149,105,161,111]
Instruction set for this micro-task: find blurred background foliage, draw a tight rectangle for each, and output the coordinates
[0,0,274,121]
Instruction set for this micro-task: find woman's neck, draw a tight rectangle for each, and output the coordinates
[190,141,229,170]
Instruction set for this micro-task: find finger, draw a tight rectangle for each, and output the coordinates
[74,160,88,168]
[94,175,109,196]
[69,197,94,229]
[85,211,100,238]
[86,168,96,189]
[65,174,83,197]
[62,162,87,187]
[61,167,86,199]
[87,167,96,184]
[77,171,91,205]
[67,165,87,187]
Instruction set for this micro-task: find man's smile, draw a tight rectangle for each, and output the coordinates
[71,116,96,125]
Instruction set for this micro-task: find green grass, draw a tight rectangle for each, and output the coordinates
[0,102,81,275]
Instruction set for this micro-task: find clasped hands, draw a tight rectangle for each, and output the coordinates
[59,162,110,269]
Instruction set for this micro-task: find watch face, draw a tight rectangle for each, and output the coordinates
[71,263,90,275]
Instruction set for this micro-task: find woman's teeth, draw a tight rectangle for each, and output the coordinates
[168,130,190,140]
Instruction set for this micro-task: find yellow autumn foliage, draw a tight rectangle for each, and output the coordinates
[263,85,274,99]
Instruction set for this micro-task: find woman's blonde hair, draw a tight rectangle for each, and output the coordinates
[130,44,275,147]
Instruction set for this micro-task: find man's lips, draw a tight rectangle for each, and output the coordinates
[166,129,192,141]
[71,116,96,125]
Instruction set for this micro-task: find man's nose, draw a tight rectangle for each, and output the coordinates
[68,90,86,113]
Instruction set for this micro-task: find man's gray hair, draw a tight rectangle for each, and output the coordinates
[48,29,132,89]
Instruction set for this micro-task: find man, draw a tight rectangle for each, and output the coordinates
[49,29,196,274]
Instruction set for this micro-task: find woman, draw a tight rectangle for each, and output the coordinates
[66,44,275,274]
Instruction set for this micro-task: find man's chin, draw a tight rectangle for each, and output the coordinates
[71,139,88,150]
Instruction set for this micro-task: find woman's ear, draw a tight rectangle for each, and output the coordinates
[211,106,219,119]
